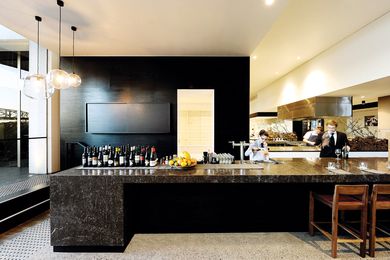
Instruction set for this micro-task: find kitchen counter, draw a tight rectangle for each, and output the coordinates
[51,158,390,252]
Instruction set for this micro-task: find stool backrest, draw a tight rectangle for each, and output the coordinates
[333,185,369,209]
[371,184,390,207]
[372,184,390,195]
[334,185,369,196]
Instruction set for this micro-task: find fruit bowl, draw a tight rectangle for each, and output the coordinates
[168,153,197,170]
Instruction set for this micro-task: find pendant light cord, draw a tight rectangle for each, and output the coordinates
[72,28,75,73]
[58,3,62,69]
[35,16,42,74]
[37,18,40,74]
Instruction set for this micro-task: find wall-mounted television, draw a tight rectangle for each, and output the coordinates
[86,103,170,134]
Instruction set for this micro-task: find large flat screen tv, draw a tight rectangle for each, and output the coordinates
[86,103,170,133]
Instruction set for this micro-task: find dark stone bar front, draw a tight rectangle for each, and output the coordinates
[50,158,390,252]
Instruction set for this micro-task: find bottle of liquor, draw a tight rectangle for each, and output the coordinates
[140,146,145,166]
[92,146,98,167]
[165,156,169,165]
[145,146,150,167]
[134,146,140,166]
[108,147,114,167]
[342,142,349,159]
[119,146,125,167]
[97,146,103,167]
[114,147,119,167]
[150,146,158,167]
[103,146,109,167]
[129,146,135,167]
[125,145,130,167]
[82,147,88,167]
[87,147,92,167]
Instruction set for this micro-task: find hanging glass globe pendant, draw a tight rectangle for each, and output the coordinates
[24,74,55,99]
[47,0,70,90]
[23,16,55,99]
[68,73,81,88]
[47,68,70,89]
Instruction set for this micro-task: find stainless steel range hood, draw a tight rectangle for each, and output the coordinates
[277,96,352,120]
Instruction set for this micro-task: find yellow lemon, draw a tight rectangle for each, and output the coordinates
[169,160,174,166]
[181,161,187,167]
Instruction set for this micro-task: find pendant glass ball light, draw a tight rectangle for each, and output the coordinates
[68,26,81,88]
[68,73,81,88]
[23,16,55,99]
[47,68,70,89]
[47,0,70,90]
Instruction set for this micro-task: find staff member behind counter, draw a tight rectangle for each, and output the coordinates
[245,129,270,161]
[303,126,323,146]
[317,120,350,158]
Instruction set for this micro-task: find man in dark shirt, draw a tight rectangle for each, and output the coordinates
[317,120,350,158]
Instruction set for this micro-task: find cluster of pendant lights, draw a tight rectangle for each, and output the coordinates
[23,0,81,100]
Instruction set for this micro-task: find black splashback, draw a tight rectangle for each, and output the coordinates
[60,57,249,170]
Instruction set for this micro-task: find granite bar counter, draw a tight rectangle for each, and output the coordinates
[51,158,390,252]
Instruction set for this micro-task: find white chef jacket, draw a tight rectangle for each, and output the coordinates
[245,139,268,161]
[303,130,319,140]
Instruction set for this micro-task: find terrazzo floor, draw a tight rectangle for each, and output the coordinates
[1,211,390,260]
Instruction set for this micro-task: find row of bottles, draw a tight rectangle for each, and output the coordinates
[82,145,158,167]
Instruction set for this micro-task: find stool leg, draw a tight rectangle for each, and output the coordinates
[331,207,338,258]
[360,207,367,258]
[369,204,376,257]
[309,191,315,236]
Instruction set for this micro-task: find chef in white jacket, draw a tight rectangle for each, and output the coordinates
[245,129,269,161]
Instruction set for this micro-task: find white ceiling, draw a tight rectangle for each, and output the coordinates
[324,76,390,105]
[0,24,28,51]
[1,0,390,100]
[250,0,390,98]
[0,0,287,56]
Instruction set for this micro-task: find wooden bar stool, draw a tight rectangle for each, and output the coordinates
[309,185,368,258]
[369,184,390,257]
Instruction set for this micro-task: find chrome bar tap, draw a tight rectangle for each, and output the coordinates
[229,141,251,164]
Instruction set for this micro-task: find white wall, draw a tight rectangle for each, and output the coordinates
[349,108,378,137]
[28,41,60,174]
[251,11,390,113]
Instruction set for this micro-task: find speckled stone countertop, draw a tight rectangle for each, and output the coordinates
[52,158,390,183]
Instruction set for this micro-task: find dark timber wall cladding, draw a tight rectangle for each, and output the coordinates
[60,57,249,170]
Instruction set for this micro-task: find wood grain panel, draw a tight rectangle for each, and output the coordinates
[60,57,249,169]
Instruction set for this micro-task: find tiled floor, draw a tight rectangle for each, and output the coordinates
[1,212,390,260]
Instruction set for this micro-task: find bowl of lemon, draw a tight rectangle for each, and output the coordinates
[168,151,197,169]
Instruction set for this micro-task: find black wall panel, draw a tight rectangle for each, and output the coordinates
[60,57,249,170]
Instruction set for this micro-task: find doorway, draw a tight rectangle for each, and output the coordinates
[177,89,214,159]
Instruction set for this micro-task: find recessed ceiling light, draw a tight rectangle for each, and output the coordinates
[296,56,301,60]
[275,71,280,75]
[361,95,365,98]
[265,0,274,6]
[252,55,257,60]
